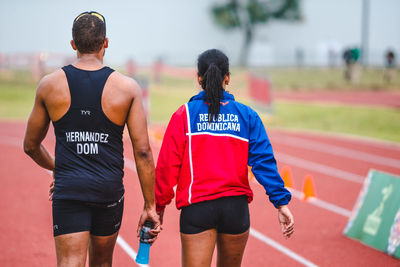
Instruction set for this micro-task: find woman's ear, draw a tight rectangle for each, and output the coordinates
[197,76,202,85]
[224,74,230,85]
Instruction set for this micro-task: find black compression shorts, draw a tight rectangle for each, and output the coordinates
[52,196,124,237]
[180,195,250,235]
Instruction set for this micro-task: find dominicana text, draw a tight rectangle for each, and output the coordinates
[197,113,240,132]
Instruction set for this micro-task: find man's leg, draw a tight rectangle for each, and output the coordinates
[88,232,119,267]
[53,199,92,267]
[216,230,249,267]
[55,231,90,267]
[181,229,217,267]
[88,198,123,267]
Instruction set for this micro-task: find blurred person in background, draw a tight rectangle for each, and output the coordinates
[23,11,160,267]
[343,47,360,84]
[384,49,396,83]
[155,49,294,267]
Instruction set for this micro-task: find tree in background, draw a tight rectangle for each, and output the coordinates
[211,0,302,66]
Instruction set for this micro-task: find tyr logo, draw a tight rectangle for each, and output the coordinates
[81,110,91,116]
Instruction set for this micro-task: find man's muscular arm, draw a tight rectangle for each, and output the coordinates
[24,76,55,171]
[126,79,161,241]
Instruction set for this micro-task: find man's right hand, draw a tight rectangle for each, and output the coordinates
[137,206,161,244]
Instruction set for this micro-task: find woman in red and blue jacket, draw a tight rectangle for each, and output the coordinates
[156,49,294,267]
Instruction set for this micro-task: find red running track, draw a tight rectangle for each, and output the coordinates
[0,121,399,266]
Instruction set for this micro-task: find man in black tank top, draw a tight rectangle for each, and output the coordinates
[23,11,161,266]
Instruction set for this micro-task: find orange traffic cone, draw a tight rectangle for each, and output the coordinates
[281,166,294,188]
[248,166,255,180]
[302,174,317,200]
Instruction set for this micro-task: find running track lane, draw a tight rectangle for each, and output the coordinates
[1,122,400,266]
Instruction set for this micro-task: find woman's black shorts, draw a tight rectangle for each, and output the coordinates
[52,196,124,237]
[180,195,250,235]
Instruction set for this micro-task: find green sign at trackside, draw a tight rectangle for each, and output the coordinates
[344,170,400,259]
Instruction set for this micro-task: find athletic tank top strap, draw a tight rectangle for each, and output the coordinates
[61,65,114,110]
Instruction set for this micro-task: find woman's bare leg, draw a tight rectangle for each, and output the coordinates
[216,229,249,267]
[181,229,217,267]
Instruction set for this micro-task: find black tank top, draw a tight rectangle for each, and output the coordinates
[52,65,124,203]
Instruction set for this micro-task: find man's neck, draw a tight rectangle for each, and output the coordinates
[74,53,104,70]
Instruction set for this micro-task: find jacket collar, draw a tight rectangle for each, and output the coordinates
[189,90,235,102]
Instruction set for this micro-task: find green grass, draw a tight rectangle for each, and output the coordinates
[263,101,400,143]
[150,83,197,122]
[252,68,400,91]
[1,68,399,143]
[0,71,36,120]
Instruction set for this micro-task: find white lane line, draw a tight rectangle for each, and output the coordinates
[307,198,351,217]
[274,136,400,169]
[117,236,149,267]
[250,228,319,267]
[125,158,137,171]
[276,152,365,184]
[290,189,351,217]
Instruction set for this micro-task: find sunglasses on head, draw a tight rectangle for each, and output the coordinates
[74,11,106,27]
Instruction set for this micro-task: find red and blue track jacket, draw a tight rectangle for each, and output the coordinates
[155,90,291,211]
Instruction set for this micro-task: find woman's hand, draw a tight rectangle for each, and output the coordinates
[157,209,165,225]
[278,205,294,239]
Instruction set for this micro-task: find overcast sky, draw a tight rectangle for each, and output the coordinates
[1,0,399,66]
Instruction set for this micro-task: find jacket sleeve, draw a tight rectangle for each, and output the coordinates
[155,105,187,211]
[248,110,291,208]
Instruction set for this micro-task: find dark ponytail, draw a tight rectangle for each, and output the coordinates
[201,63,223,121]
[197,49,229,122]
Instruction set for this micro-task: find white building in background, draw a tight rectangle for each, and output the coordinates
[0,0,399,67]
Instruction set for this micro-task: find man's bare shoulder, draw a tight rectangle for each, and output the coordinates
[108,71,141,96]
[36,69,66,95]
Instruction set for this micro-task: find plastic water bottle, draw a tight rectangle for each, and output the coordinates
[135,221,154,264]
